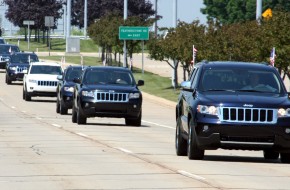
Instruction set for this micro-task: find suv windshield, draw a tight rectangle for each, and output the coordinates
[84,70,134,85]
[65,68,83,81]
[200,68,281,93]
[10,54,39,64]
[30,65,62,75]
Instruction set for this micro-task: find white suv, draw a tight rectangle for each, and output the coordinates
[23,62,63,101]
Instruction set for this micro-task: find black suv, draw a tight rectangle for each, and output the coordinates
[5,52,39,84]
[0,44,20,69]
[56,65,84,114]
[72,66,144,126]
[175,61,290,163]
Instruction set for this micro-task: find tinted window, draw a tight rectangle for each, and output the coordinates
[0,45,20,53]
[30,65,62,75]
[65,68,82,81]
[200,68,281,93]
[10,54,39,64]
[84,70,134,85]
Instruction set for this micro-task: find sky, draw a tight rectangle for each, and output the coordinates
[148,0,207,28]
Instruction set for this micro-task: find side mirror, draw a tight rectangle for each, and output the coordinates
[57,75,63,80]
[137,80,144,86]
[181,81,194,92]
[73,77,81,84]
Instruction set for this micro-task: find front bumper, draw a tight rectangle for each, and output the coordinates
[195,114,290,152]
[7,72,25,81]
[26,84,57,97]
[0,61,7,69]
[79,98,142,119]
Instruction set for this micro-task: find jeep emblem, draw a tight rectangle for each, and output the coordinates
[243,104,253,107]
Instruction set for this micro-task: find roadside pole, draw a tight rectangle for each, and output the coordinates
[23,20,35,51]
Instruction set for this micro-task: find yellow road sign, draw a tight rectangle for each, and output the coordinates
[262,8,272,18]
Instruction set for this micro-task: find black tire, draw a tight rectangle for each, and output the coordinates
[72,104,77,123]
[22,88,25,100]
[187,118,204,160]
[6,75,11,85]
[59,100,68,115]
[24,88,31,101]
[125,111,142,126]
[280,153,290,163]
[77,108,87,125]
[175,116,187,156]
[263,150,279,160]
[56,98,60,113]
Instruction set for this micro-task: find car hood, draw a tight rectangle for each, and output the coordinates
[198,91,289,107]
[8,63,29,68]
[28,74,59,80]
[82,84,139,93]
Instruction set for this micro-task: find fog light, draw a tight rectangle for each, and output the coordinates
[203,125,209,132]
[285,128,290,134]
[133,104,137,108]
[85,103,90,107]
[30,87,33,90]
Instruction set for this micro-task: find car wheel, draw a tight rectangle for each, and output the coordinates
[187,117,204,160]
[280,153,290,163]
[125,111,141,126]
[24,88,31,101]
[22,88,25,100]
[60,99,68,115]
[77,108,87,125]
[72,104,77,123]
[56,98,60,113]
[175,116,187,156]
[263,150,279,160]
[6,75,11,85]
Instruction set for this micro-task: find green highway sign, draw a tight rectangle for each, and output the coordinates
[119,26,149,40]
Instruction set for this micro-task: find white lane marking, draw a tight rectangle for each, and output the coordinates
[76,132,88,137]
[52,124,61,128]
[177,170,206,181]
[116,147,133,154]
[36,117,42,120]
[142,120,175,129]
[21,111,26,113]
[11,106,16,109]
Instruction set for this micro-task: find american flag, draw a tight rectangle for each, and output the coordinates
[270,47,276,67]
[191,45,198,65]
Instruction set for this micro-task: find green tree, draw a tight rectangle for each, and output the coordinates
[201,0,290,24]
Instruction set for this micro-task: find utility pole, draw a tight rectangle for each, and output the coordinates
[84,0,87,39]
[256,0,262,21]
[123,0,127,67]
[172,0,178,89]
[154,0,158,37]
[66,0,71,53]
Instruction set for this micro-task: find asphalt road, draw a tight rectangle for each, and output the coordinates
[0,70,290,190]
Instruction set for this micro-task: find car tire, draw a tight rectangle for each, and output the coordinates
[72,104,77,123]
[263,150,279,160]
[22,88,25,100]
[280,153,290,163]
[56,98,60,113]
[24,87,31,101]
[77,107,87,125]
[6,75,11,85]
[187,117,204,160]
[125,111,141,126]
[60,99,68,115]
[175,116,187,156]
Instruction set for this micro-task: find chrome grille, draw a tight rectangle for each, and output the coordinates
[218,107,277,124]
[37,80,58,86]
[94,92,128,102]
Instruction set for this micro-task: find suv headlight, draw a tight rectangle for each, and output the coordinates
[82,90,94,97]
[197,105,218,115]
[64,86,74,92]
[129,92,140,99]
[9,66,17,71]
[278,108,290,117]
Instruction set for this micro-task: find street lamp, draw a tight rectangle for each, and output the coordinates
[123,0,127,67]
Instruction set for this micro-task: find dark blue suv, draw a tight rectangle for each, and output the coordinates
[175,61,290,163]
[5,52,39,84]
[56,65,84,114]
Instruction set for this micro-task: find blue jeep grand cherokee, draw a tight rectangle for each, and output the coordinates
[175,61,290,163]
